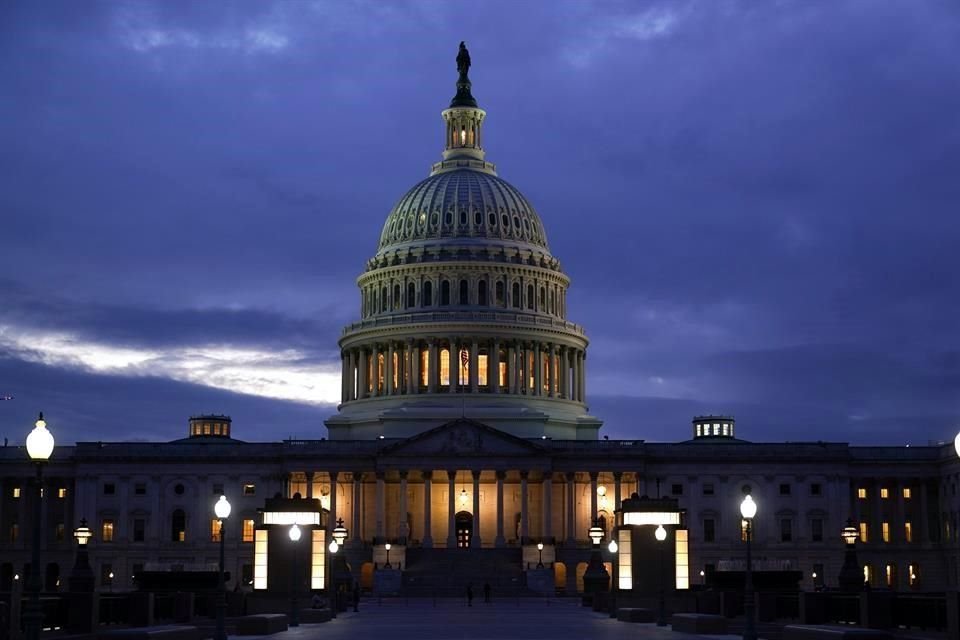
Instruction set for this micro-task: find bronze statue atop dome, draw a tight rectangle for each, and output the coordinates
[457,41,471,79]
[450,41,477,108]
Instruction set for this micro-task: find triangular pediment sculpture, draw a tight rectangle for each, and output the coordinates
[381,418,544,457]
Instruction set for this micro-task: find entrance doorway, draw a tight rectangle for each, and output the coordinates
[455,511,473,548]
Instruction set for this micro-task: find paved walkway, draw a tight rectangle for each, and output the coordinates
[239,598,739,640]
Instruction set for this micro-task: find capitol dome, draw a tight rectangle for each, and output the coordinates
[327,43,601,441]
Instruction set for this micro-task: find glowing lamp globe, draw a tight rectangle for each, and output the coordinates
[289,524,301,542]
[740,494,757,520]
[214,495,231,519]
[329,540,339,553]
[841,519,859,545]
[74,519,93,546]
[385,543,391,551]
[655,524,667,541]
[588,524,604,545]
[607,539,618,553]
[537,542,543,551]
[332,518,348,546]
[26,413,55,461]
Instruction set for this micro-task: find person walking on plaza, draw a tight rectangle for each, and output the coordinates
[466,583,474,607]
[483,582,491,603]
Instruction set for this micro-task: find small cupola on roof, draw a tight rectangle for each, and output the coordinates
[692,416,735,439]
[188,414,232,439]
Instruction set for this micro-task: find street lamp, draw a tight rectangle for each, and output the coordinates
[838,518,862,591]
[607,537,618,619]
[213,495,231,640]
[536,542,544,569]
[330,519,349,614]
[289,524,301,627]
[655,524,668,626]
[384,543,392,569]
[740,489,758,640]
[24,412,54,640]
[582,519,610,604]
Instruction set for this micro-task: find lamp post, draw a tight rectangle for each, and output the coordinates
[838,518,862,591]
[384,543,392,569]
[327,539,339,618]
[607,537,618,619]
[330,519,349,614]
[655,524,668,626]
[536,542,544,569]
[213,495,231,640]
[582,519,610,605]
[67,519,95,633]
[740,489,758,640]
[289,524,301,627]
[24,412,55,640]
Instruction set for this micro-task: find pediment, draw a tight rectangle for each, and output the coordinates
[381,419,544,457]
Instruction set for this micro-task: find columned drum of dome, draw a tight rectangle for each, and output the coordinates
[326,44,602,441]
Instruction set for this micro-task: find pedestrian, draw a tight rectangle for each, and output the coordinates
[466,583,473,607]
[483,582,491,603]
[353,581,361,612]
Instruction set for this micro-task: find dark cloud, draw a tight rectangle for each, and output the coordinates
[2,1,959,444]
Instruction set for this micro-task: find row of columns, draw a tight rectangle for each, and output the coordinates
[340,339,587,404]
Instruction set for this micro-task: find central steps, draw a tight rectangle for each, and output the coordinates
[400,548,532,596]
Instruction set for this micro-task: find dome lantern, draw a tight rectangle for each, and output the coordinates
[440,42,488,166]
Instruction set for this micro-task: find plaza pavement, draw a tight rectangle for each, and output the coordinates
[238,598,741,640]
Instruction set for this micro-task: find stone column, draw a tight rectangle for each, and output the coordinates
[576,350,585,402]
[542,472,553,541]
[370,344,380,397]
[428,339,438,393]
[358,348,368,399]
[341,353,348,403]
[386,342,394,395]
[472,470,482,547]
[447,470,457,548]
[495,471,506,547]
[375,471,386,540]
[470,340,479,393]
[327,471,338,537]
[348,350,357,401]
[448,338,458,393]
[399,471,409,543]
[406,340,415,395]
[520,343,529,394]
[589,471,599,524]
[533,342,542,396]
[560,347,569,399]
[352,472,363,547]
[306,471,315,499]
[520,471,529,542]
[566,472,576,544]
[549,343,557,398]
[613,471,623,512]
[491,339,501,394]
[422,471,433,548]
[507,343,517,394]
[580,351,587,402]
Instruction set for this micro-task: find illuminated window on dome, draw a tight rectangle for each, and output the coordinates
[440,349,450,386]
[479,354,488,386]
[458,349,469,385]
[393,352,399,389]
[528,352,535,390]
[420,349,429,386]
[499,361,507,387]
[377,354,385,393]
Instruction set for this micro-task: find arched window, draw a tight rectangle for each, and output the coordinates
[393,284,401,310]
[512,283,521,309]
[381,287,388,313]
[423,281,433,307]
[440,280,450,306]
[527,284,534,310]
[478,280,488,306]
[171,509,186,542]
[440,348,451,386]
[495,281,505,307]
[407,283,415,308]
[459,279,469,305]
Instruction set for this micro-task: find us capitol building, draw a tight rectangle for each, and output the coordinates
[2,45,959,598]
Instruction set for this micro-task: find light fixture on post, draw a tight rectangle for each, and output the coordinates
[327,538,339,619]
[582,519,610,605]
[288,524,301,627]
[213,495,231,640]
[740,488,758,640]
[66,518,95,633]
[655,524,668,626]
[24,412,54,640]
[536,542,544,569]
[330,518,349,615]
[384,543,392,569]
[607,535,619,619]
[838,518,862,591]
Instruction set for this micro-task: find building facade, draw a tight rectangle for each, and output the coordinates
[2,45,959,597]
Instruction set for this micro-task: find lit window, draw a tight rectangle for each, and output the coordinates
[211,518,222,542]
[696,425,702,437]
[885,564,893,587]
[254,529,269,589]
[859,522,868,543]
[904,522,912,543]
[863,564,871,585]
[478,353,488,386]
[882,522,890,542]
[903,487,911,499]
[243,519,255,543]
[908,563,918,586]
[713,423,720,435]
[12,487,20,498]
[440,348,450,386]
[243,484,256,496]
[675,529,689,590]
[880,488,889,499]
[57,487,67,499]
[102,519,115,542]
[498,361,507,387]
[857,488,866,499]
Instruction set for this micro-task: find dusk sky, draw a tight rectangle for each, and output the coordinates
[2,1,959,446]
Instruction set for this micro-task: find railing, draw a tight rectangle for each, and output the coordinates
[342,311,586,336]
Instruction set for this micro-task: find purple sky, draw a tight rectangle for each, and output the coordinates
[2,1,959,445]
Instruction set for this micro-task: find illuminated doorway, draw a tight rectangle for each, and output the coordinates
[456,511,473,548]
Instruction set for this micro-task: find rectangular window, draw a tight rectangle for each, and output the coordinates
[811,518,823,542]
[882,522,890,543]
[133,519,145,542]
[703,518,715,542]
[863,564,871,586]
[703,483,714,496]
[243,519,255,543]
[102,519,114,542]
[880,487,889,499]
[311,529,326,590]
[243,484,256,496]
[859,522,869,543]
[779,483,791,496]
[103,483,116,495]
[858,487,867,499]
[211,518,222,542]
[618,529,633,589]
[478,354,488,386]
[675,529,689,590]
[254,529,269,589]
[420,349,429,386]
[213,483,224,495]
[909,564,918,586]
[498,361,507,387]
[885,564,894,587]
[12,487,20,498]
[440,348,450,386]
[903,487,911,499]
[671,484,683,496]
[780,518,792,542]
[810,483,821,496]
[904,522,912,543]
[57,487,67,499]
[134,483,146,495]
